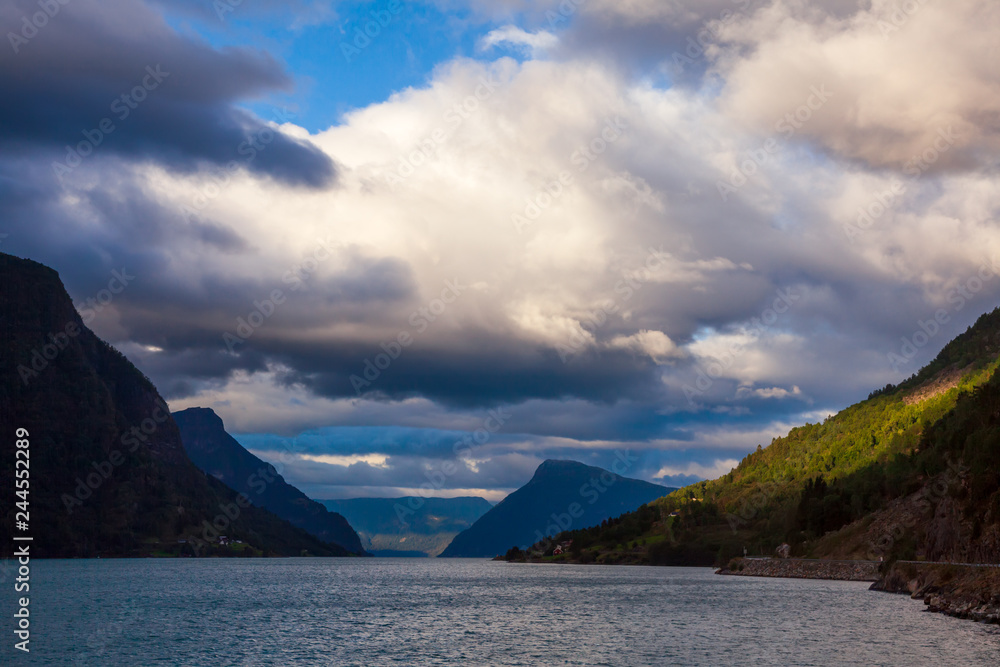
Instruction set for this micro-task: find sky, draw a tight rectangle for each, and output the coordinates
[3,0,1000,501]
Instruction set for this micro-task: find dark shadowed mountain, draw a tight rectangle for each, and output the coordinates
[320,496,493,557]
[439,458,674,558]
[174,407,365,555]
[0,253,348,558]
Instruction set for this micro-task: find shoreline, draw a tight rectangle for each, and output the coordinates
[718,557,1000,625]
[872,561,1000,624]
[716,557,879,582]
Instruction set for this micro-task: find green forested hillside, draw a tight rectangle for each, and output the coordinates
[539,308,1000,566]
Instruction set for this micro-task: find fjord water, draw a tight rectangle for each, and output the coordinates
[12,559,1000,666]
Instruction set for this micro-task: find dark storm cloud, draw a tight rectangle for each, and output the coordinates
[100,221,995,424]
[0,0,913,424]
[3,0,996,496]
[258,450,539,497]
[235,423,754,498]
[153,0,338,24]
[0,155,256,301]
[128,325,664,410]
[278,335,659,406]
[0,0,335,186]
[120,253,416,338]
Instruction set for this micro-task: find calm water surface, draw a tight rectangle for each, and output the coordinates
[4,558,999,665]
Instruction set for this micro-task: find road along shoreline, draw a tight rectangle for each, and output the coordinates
[719,557,1000,625]
[717,557,879,581]
[872,561,1000,624]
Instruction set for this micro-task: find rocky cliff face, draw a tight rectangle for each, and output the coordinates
[809,363,1000,566]
[174,407,365,554]
[873,562,1000,624]
[0,252,347,557]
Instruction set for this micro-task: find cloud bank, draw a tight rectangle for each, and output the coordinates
[5,0,1000,499]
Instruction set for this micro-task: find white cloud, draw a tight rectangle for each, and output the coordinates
[713,0,1000,170]
[479,25,558,55]
[736,384,803,400]
[654,459,739,481]
[130,36,1000,436]
[607,330,682,363]
[44,0,1000,486]
[297,453,390,468]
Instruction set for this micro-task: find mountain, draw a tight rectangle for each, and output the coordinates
[439,459,674,558]
[0,252,349,558]
[174,408,365,555]
[546,306,1000,567]
[320,496,493,557]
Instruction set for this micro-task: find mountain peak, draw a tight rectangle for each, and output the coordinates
[173,406,225,431]
[532,459,595,480]
[0,253,346,557]
[441,459,674,557]
[174,408,365,554]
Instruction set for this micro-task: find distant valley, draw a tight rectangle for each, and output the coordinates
[320,496,492,557]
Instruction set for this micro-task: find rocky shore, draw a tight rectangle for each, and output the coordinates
[872,561,1000,624]
[718,557,879,581]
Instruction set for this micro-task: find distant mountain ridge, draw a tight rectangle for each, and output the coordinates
[0,252,347,557]
[320,496,493,557]
[439,458,674,558]
[174,407,365,554]
[548,306,1000,567]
